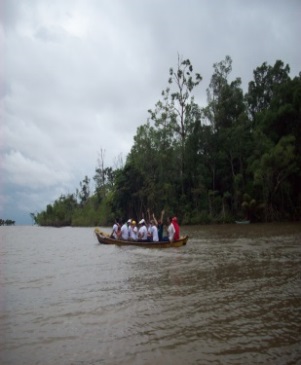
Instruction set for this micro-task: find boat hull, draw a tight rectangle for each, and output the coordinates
[94,228,188,248]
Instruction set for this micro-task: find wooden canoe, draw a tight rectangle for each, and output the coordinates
[94,228,188,248]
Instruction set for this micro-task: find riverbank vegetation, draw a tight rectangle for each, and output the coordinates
[0,219,16,226]
[33,56,301,227]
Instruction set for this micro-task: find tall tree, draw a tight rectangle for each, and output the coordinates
[252,135,298,221]
[148,56,202,196]
[77,176,90,206]
[246,60,290,120]
[204,55,245,131]
[203,56,248,215]
[94,148,115,202]
[246,65,301,220]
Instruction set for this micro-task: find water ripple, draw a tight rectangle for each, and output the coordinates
[1,225,301,365]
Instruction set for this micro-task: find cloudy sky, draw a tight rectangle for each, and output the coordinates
[1,0,300,225]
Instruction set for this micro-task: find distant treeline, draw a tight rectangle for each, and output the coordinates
[33,56,301,227]
[0,219,16,226]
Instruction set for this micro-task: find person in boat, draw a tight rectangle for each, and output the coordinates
[120,219,131,240]
[153,210,165,241]
[172,216,180,240]
[149,220,159,242]
[129,220,138,241]
[138,219,148,241]
[162,216,176,242]
[110,218,120,239]
[146,209,152,239]
[147,222,153,240]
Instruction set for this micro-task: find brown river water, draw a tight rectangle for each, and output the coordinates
[1,223,301,365]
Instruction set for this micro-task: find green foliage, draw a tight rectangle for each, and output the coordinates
[246,60,290,118]
[71,195,111,226]
[35,194,78,227]
[77,176,90,206]
[0,219,15,226]
[35,57,301,227]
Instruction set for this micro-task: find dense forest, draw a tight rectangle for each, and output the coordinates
[33,56,301,227]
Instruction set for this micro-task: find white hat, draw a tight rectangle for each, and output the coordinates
[139,219,145,224]
[127,219,132,223]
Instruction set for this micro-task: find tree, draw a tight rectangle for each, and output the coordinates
[252,135,299,221]
[93,149,116,203]
[246,60,290,120]
[30,212,37,225]
[202,56,249,216]
[110,164,146,220]
[204,55,245,131]
[77,176,90,206]
[246,62,301,220]
[148,56,202,196]
[0,219,15,226]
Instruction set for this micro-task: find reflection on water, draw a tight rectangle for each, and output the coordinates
[0,223,301,365]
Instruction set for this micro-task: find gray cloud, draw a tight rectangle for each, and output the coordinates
[1,0,300,224]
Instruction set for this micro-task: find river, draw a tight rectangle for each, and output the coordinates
[1,223,301,365]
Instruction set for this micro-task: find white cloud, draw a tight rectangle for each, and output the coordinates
[3,150,72,188]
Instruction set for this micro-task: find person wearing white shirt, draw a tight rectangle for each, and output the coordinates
[111,218,120,239]
[129,221,138,240]
[138,219,148,241]
[120,219,131,240]
[163,216,175,242]
[150,220,159,242]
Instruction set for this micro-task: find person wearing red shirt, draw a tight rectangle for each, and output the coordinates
[172,217,180,240]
